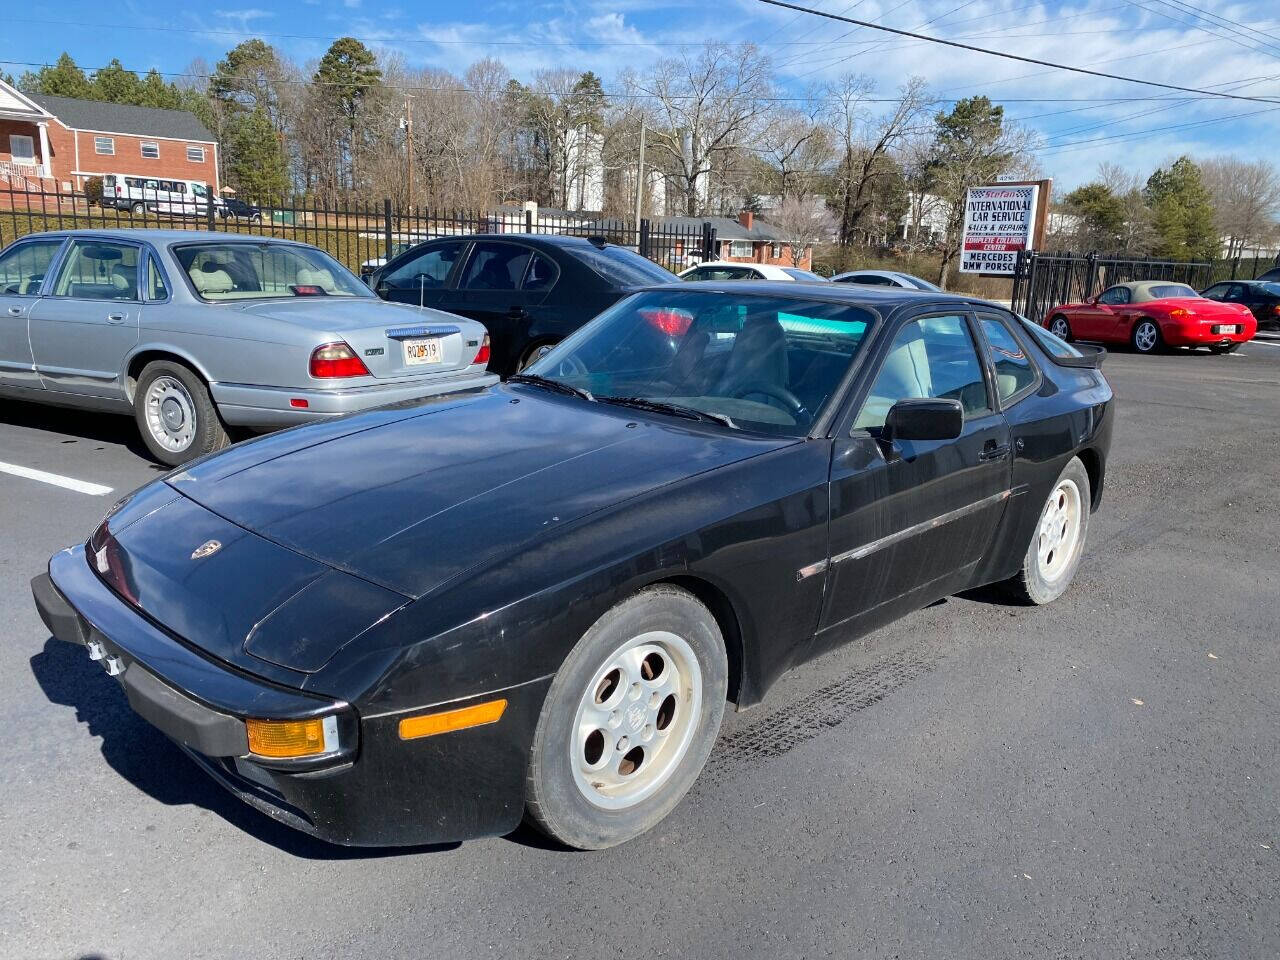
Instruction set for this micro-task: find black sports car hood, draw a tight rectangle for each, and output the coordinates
[165,386,791,601]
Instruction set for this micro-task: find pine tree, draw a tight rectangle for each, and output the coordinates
[226,108,289,203]
[19,53,93,98]
[1145,156,1218,261]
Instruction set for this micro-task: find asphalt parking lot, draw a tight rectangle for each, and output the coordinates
[2,341,1278,960]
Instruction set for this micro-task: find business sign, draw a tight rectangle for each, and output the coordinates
[959,184,1041,275]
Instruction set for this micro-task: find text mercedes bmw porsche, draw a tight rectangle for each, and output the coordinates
[32,283,1113,850]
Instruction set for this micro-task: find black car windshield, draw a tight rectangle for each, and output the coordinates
[577,244,675,286]
[173,242,372,301]
[524,290,875,436]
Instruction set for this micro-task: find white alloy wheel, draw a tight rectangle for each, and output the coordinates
[570,631,702,810]
[1049,315,1071,340]
[1036,477,1083,585]
[143,374,198,454]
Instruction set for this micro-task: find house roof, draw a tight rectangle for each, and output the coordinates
[586,215,796,243]
[29,94,215,142]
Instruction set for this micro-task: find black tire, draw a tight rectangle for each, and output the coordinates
[133,359,231,467]
[130,201,145,215]
[519,340,558,372]
[1001,456,1092,605]
[1131,317,1163,354]
[1209,342,1239,354]
[1048,314,1072,341]
[525,585,728,850]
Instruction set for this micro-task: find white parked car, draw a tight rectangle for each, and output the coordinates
[679,261,826,282]
[100,173,217,216]
[831,269,941,291]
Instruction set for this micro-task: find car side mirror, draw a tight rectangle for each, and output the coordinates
[1084,296,1097,306]
[884,398,964,443]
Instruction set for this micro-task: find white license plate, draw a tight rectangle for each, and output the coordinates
[403,337,443,365]
[1212,324,1240,335]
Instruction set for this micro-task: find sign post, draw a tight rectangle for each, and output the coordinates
[959,179,1051,276]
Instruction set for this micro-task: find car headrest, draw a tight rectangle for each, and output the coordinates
[193,268,234,294]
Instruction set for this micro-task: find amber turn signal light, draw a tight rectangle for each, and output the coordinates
[246,717,327,758]
[398,699,507,740]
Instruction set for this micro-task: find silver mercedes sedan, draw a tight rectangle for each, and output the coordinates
[0,230,497,465]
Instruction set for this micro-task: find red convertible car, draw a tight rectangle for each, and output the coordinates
[1045,281,1256,354]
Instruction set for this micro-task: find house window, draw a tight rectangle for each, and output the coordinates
[140,142,160,159]
[729,240,753,258]
[771,244,783,259]
[186,145,206,163]
[94,136,115,155]
[8,134,35,164]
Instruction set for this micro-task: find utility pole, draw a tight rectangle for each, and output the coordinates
[634,116,646,245]
[404,95,414,218]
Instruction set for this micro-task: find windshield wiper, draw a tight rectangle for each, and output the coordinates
[508,373,594,402]
[597,396,736,429]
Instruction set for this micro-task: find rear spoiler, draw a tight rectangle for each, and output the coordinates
[1050,343,1106,369]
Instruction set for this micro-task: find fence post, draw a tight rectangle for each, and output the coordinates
[639,218,651,259]
[1011,249,1027,311]
[206,193,216,232]
[525,208,534,233]
[1084,251,1098,299]
[383,198,394,263]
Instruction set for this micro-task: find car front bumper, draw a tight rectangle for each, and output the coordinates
[32,547,548,847]
[210,370,499,427]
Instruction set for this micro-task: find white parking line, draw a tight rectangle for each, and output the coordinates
[0,461,114,496]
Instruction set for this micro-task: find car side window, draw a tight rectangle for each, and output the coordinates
[978,315,1038,404]
[382,241,465,290]
[1202,284,1228,300]
[146,256,169,300]
[854,314,990,431]
[51,240,139,301]
[1097,286,1129,305]
[0,239,63,296]
[1227,284,1247,301]
[461,242,531,292]
[854,274,893,286]
[522,252,557,292]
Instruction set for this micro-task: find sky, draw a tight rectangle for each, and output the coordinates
[3,0,1278,192]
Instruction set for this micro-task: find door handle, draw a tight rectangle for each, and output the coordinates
[979,441,1011,462]
[106,313,126,324]
[507,306,527,319]
[7,306,21,316]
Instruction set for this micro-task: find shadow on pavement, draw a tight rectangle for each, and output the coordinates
[1,398,161,465]
[29,637,461,861]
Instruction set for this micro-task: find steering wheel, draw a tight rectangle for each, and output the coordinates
[731,381,807,419]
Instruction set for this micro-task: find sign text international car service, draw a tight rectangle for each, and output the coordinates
[959,184,1041,275]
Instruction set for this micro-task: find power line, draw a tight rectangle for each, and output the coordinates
[5,57,1268,105]
[1153,0,1280,44]
[755,0,1280,103]
[1037,104,1280,156]
[1121,0,1280,61]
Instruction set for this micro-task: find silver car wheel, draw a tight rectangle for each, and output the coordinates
[570,630,702,811]
[1036,477,1083,584]
[143,375,198,454]
[1134,320,1159,352]
[1050,316,1070,339]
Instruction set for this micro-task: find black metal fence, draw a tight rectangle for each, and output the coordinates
[0,184,718,275]
[1011,250,1278,324]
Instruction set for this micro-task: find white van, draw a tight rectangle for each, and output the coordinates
[101,174,218,217]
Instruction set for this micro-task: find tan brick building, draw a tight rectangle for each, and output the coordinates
[0,78,218,194]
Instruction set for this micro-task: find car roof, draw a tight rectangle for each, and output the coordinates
[1115,279,1200,302]
[635,278,994,310]
[14,228,303,246]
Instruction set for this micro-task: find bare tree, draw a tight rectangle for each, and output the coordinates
[771,195,835,268]
[1097,162,1156,254]
[898,128,942,247]
[756,96,833,203]
[826,75,932,248]
[623,43,777,216]
[1201,156,1280,264]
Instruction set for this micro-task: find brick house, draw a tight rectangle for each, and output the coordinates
[0,78,219,193]
[661,211,814,270]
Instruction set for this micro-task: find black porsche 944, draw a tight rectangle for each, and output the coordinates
[33,282,1113,850]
